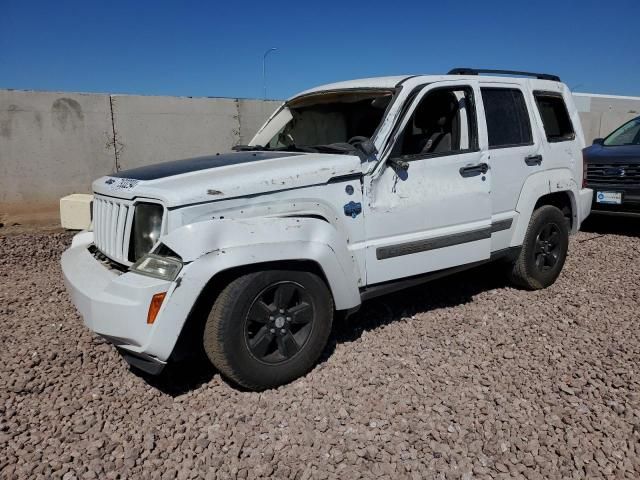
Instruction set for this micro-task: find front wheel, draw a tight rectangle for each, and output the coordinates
[508,205,569,290]
[203,270,333,390]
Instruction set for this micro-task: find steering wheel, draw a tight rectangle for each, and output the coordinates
[347,136,369,145]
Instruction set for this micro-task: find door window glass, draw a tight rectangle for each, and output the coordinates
[481,88,532,148]
[392,87,477,158]
[534,92,575,142]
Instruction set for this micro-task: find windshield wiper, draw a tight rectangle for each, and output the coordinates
[232,144,271,152]
[308,143,358,154]
[270,145,320,153]
[307,141,377,161]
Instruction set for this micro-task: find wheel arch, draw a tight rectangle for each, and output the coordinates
[511,169,579,247]
[169,259,333,363]
[534,190,576,231]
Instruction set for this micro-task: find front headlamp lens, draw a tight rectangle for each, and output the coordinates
[129,203,164,262]
[131,254,182,281]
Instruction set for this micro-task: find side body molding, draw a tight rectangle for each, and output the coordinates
[161,217,362,311]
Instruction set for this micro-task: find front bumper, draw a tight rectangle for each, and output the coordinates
[588,185,640,216]
[61,232,176,373]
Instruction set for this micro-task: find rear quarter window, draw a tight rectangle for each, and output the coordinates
[534,92,575,142]
[481,88,533,149]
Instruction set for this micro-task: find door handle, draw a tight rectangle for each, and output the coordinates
[459,162,489,177]
[525,154,543,166]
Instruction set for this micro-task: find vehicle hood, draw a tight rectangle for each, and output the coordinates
[584,143,640,163]
[92,151,363,206]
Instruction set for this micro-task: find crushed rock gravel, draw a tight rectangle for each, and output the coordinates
[1,219,639,479]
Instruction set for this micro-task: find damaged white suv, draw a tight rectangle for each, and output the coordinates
[62,69,593,390]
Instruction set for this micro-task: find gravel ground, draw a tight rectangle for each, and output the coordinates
[1,219,639,479]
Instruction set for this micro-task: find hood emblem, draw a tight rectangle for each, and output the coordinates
[104,177,140,190]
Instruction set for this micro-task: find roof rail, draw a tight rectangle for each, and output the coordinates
[448,68,561,82]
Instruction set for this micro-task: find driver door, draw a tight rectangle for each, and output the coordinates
[363,80,492,285]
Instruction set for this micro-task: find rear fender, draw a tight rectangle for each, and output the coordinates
[511,169,579,246]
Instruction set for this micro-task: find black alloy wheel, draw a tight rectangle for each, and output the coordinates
[533,223,562,272]
[203,270,333,390]
[244,281,314,364]
[508,205,569,290]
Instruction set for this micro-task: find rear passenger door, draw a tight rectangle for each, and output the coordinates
[478,84,543,248]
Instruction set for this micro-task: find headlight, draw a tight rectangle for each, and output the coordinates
[129,203,163,262]
[131,254,182,281]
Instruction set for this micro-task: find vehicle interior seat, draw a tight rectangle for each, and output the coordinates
[413,91,459,154]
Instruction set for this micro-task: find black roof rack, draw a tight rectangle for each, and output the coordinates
[448,68,561,82]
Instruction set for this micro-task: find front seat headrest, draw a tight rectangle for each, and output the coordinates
[414,92,456,130]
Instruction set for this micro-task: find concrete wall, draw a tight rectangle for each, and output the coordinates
[0,89,280,223]
[574,93,640,144]
[0,91,115,207]
[1,87,639,224]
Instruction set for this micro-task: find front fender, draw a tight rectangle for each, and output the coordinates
[162,217,362,310]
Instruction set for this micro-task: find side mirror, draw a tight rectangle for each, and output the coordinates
[592,138,604,145]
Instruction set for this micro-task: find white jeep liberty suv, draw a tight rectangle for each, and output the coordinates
[62,68,593,390]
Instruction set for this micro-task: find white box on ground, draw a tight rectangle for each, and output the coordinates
[60,194,93,230]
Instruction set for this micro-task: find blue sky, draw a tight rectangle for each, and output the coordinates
[2,0,639,99]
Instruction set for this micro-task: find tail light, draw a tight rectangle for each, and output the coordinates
[582,151,588,188]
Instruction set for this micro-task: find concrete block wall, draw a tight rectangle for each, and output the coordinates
[0,89,280,223]
[0,91,116,216]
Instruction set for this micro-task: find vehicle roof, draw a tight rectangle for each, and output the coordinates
[291,74,566,100]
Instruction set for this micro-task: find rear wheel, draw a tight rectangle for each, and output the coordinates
[203,270,333,390]
[508,205,569,290]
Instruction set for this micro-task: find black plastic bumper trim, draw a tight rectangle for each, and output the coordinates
[117,348,166,375]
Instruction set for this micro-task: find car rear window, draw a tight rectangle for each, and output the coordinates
[534,92,575,142]
[481,88,533,149]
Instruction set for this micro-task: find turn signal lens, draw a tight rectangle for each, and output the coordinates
[147,292,167,324]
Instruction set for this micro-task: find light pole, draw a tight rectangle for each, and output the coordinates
[262,47,277,100]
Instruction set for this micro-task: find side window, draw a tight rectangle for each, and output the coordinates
[534,92,575,142]
[481,88,533,149]
[392,87,477,158]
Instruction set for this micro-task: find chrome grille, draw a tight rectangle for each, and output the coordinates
[587,163,640,185]
[92,196,134,264]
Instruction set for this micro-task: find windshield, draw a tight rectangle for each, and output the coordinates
[603,117,640,146]
[250,89,394,152]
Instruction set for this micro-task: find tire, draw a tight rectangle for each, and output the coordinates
[203,270,333,390]
[508,205,569,290]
